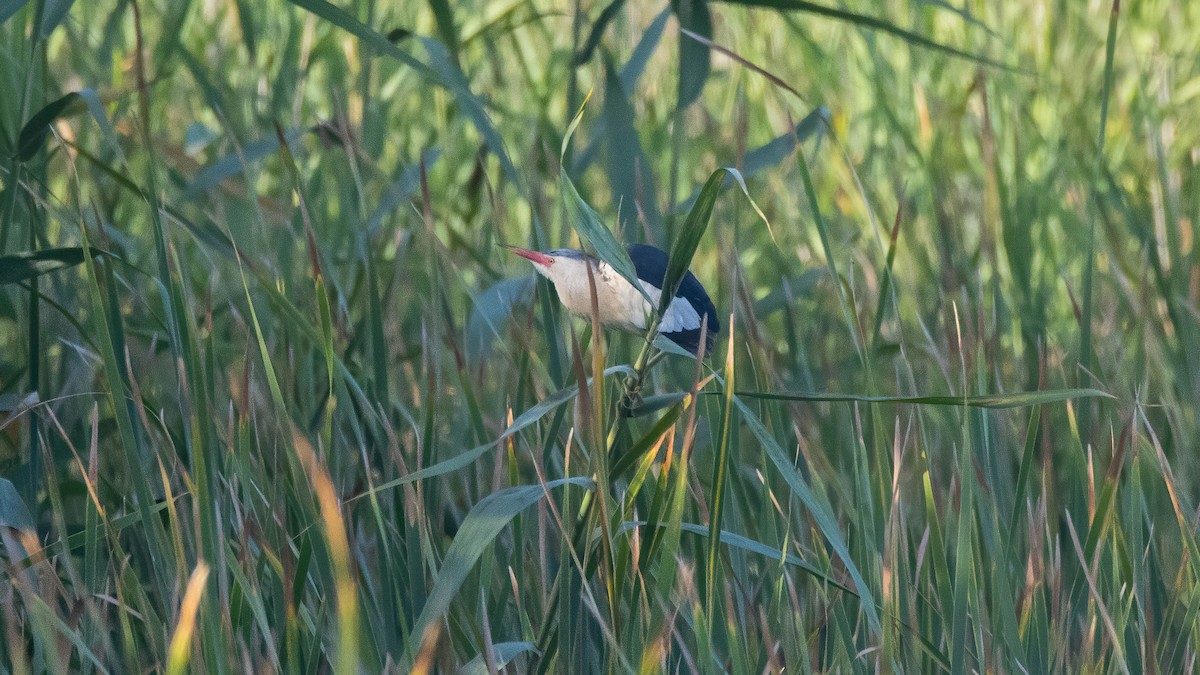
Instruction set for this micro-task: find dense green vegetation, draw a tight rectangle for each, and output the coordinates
[2,0,1198,671]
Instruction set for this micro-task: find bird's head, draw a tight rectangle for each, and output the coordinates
[502,245,589,284]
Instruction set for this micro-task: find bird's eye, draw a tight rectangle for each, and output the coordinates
[547,257,555,265]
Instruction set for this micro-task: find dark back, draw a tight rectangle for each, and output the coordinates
[626,244,720,354]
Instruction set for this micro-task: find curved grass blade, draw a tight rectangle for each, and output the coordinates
[573,0,628,66]
[611,394,690,477]
[0,247,98,285]
[183,128,305,199]
[620,6,670,91]
[659,168,725,315]
[357,365,635,498]
[283,0,520,187]
[0,476,35,531]
[603,61,662,231]
[37,0,75,38]
[404,478,594,664]
[733,395,881,634]
[559,165,651,305]
[677,523,851,592]
[366,149,441,233]
[76,88,128,164]
[717,0,1018,72]
[664,166,769,309]
[705,327,736,621]
[1078,0,1121,438]
[615,518,853,591]
[561,87,593,161]
[626,390,688,419]
[16,91,84,161]
[680,26,802,99]
[420,36,521,187]
[165,562,210,675]
[1,0,33,26]
[737,387,1115,409]
[466,275,536,366]
[674,107,829,213]
[19,593,112,674]
[673,0,712,109]
[557,88,649,298]
[652,334,698,360]
[460,641,538,675]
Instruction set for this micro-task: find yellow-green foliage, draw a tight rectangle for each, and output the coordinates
[1,0,1198,672]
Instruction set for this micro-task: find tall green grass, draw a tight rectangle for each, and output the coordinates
[2,0,1199,671]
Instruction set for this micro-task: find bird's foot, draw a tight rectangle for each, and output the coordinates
[619,386,643,416]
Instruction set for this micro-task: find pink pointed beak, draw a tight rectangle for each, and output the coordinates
[501,244,554,267]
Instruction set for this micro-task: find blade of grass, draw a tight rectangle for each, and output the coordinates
[673,0,712,109]
[573,0,628,66]
[673,107,830,214]
[704,322,736,626]
[659,169,724,315]
[1006,405,1041,555]
[0,246,95,284]
[559,165,652,305]
[283,0,521,187]
[404,478,594,666]
[15,90,84,160]
[794,144,867,368]
[165,562,210,675]
[427,0,460,64]
[733,395,881,634]
[356,365,634,498]
[1078,0,1120,439]
[620,6,669,91]
[294,431,361,674]
[738,388,1114,408]
[558,88,653,305]
[0,0,33,25]
[76,215,173,596]
[717,0,1018,71]
[602,60,662,232]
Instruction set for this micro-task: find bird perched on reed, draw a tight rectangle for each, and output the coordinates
[504,243,718,356]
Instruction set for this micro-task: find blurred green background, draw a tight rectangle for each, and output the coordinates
[2,0,1199,672]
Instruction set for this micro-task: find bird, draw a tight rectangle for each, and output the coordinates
[504,243,719,356]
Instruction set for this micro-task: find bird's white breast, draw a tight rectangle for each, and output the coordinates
[546,258,702,333]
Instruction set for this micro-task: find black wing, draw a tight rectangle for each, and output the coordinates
[626,244,720,355]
